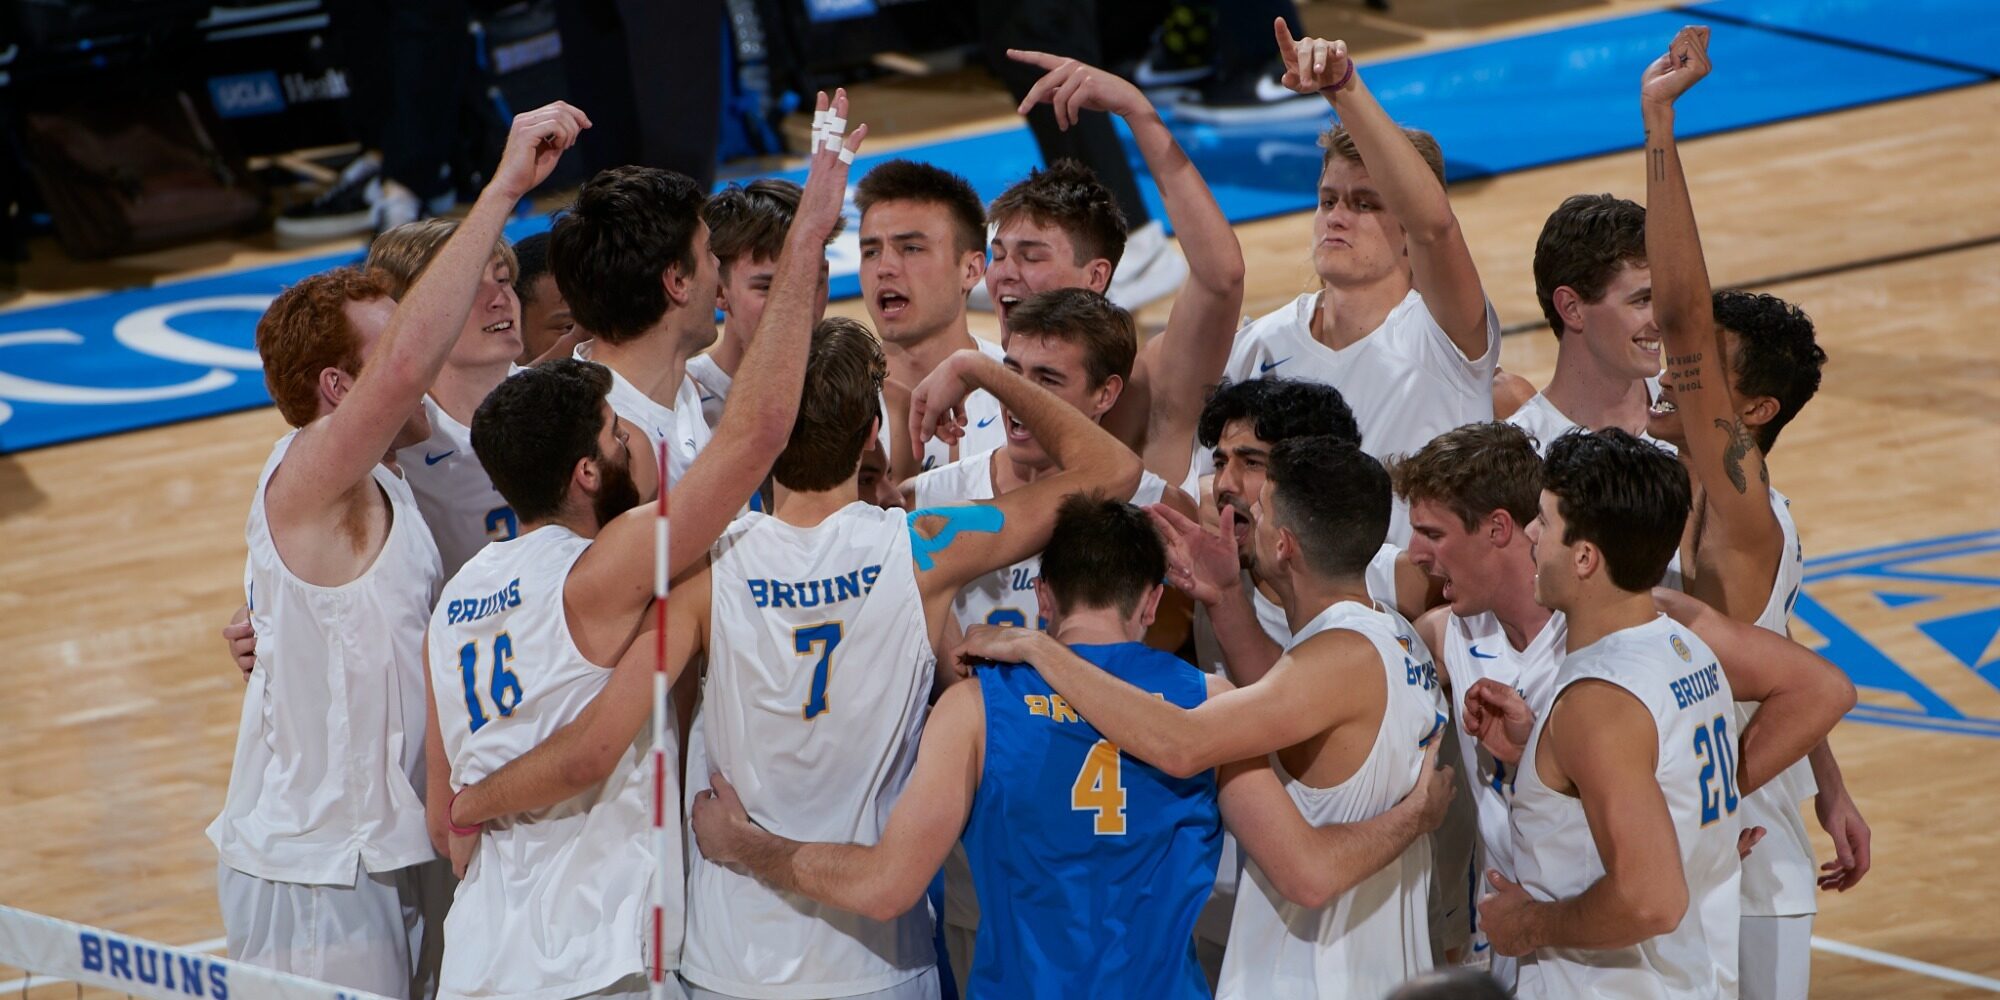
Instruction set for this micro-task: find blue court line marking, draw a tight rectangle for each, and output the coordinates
[1,5,1989,452]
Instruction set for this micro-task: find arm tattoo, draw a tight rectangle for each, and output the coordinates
[1714,418,1756,495]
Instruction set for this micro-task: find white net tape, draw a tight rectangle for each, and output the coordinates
[0,906,390,1000]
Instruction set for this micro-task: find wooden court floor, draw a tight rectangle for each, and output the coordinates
[4,21,1999,1000]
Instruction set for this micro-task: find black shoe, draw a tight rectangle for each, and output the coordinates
[1132,3,1218,96]
[275,157,382,241]
[1168,59,1330,124]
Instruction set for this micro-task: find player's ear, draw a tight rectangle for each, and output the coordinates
[1034,577,1059,628]
[318,367,355,411]
[961,247,987,294]
[1553,286,1585,335]
[1487,509,1512,546]
[1087,256,1113,293]
[1135,582,1165,628]
[1572,539,1600,582]
[661,260,692,309]
[1090,373,1123,419]
[1740,394,1780,438]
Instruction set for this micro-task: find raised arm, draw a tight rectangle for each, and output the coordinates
[690,678,985,921]
[1276,21,1489,359]
[569,91,868,626]
[1644,29,1781,560]
[1478,682,1687,955]
[449,562,710,834]
[908,351,1142,596]
[1655,588,1854,795]
[1224,738,1455,908]
[1004,50,1246,481]
[957,625,1361,778]
[269,103,588,522]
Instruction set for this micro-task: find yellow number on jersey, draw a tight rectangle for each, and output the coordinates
[1071,739,1128,836]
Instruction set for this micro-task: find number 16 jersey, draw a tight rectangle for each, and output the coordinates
[684,502,939,999]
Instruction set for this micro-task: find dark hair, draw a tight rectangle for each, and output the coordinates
[1004,288,1136,388]
[1533,194,1647,338]
[1039,495,1167,617]
[549,166,706,344]
[1540,428,1690,592]
[1390,422,1542,531]
[256,266,393,428]
[705,178,845,281]
[1321,124,1445,187]
[1386,969,1513,1000]
[1714,290,1825,452]
[774,318,886,491]
[1198,377,1361,451]
[854,159,987,257]
[987,159,1128,270]
[471,359,614,523]
[512,231,552,304]
[1267,435,1391,578]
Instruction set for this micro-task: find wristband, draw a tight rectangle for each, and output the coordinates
[447,789,483,837]
[1320,61,1356,95]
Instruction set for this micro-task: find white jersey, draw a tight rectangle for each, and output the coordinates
[684,503,938,998]
[1439,610,1567,982]
[1192,543,1403,677]
[1511,615,1742,1000]
[399,381,521,578]
[1506,378,1667,457]
[208,432,442,884]
[913,447,1169,632]
[687,352,732,430]
[1198,290,1501,543]
[426,526,667,999]
[575,342,712,488]
[1736,489,1817,918]
[1218,600,1448,1000]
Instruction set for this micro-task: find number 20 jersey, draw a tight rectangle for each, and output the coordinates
[1509,614,1741,1000]
[684,502,938,999]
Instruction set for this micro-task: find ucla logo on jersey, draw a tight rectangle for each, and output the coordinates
[748,565,881,609]
[1671,634,1693,662]
[1793,530,2000,740]
[447,578,522,625]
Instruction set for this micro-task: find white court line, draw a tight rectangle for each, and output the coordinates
[1814,936,2000,992]
[0,936,226,993]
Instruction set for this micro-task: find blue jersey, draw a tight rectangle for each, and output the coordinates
[963,643,1221,999]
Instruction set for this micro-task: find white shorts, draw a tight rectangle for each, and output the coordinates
[1740,913,1813,1000]
[590,974,687,999]
[217,859,435,999]
[683,967,938,1000]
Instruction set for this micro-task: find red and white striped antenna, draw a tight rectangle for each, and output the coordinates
[650,438,672,1000]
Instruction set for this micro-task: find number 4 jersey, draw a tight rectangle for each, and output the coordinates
[1509,614,1742,1000]
[425,525,667,1000]
[684,502,939,998]
[963,644,1222,1000]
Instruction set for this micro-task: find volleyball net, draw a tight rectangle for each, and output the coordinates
[0,905,389,1000]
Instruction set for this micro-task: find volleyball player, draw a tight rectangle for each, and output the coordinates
[1509,194,1662,451]
[207,102,587,999]
[1640,31,1868,997]
[1200,23,1501,541]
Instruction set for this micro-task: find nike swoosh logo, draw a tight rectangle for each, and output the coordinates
[1255,75,1308,103]
[698,394,718,404]
[1259,357,1290,373]
[1468,644,1500,659]
[976,415,998,428]
[424,450,455,465]
[1473,942,1491,953]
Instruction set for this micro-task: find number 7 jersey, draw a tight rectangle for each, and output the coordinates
[684,502,939,999]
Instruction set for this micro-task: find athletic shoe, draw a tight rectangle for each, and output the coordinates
[274,156,382,241]
[370,179,455,237]
[1169,61,1329,125]
[1132,3,1217,96]
[1105,220,1188,311]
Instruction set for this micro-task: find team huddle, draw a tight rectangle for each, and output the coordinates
[209,22,1870,1000]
